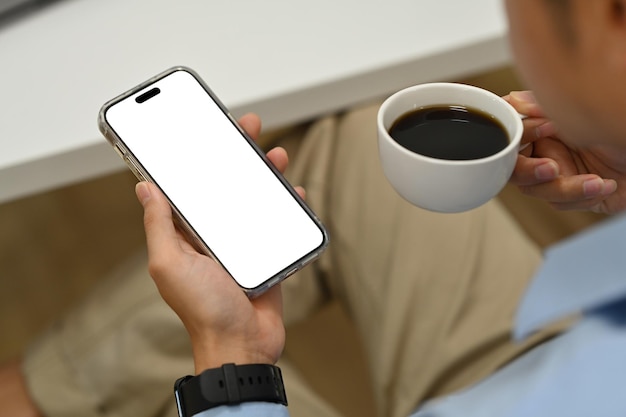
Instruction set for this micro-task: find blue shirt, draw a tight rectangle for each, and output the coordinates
[200,214,626,417]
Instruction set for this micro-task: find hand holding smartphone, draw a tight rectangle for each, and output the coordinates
[98,67,329,297]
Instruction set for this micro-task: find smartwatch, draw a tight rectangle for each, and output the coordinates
[174,363,288,417]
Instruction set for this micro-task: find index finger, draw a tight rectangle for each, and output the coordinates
[238,113,262,141]
[503,91,544,118]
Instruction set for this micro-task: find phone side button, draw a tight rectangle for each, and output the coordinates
[124,157,147,182]
[284,266,299,279]
[113,143,125,158]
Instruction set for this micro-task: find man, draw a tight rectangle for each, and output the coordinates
[135,0,626,416]
[4,106,555,417]
[4,0,626,416]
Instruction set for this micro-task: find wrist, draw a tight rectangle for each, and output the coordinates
[190,339,278,374]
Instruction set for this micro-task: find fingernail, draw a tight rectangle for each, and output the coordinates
[604,180,618,196]
[535,162,559,180]
[535,121,557,138]
[135,182,151,205]
[583,178,606,198]
[583,178,617,197]
[510,91,535,103]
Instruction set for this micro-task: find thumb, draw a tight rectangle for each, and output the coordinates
[506,91,545,118]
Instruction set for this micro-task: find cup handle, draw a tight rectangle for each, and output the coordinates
[517,113,531,152]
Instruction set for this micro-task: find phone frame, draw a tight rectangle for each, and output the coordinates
[98,66,329,297]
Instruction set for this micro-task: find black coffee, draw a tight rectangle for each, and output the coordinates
[388,105,509,161]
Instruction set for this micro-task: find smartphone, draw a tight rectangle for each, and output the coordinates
[98,66,329,297]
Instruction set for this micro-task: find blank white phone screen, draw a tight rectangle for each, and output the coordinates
[104,70,325,290]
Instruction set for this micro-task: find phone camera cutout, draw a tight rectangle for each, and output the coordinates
[135,87,161,103]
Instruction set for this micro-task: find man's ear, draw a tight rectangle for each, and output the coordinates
[607,0,626,28]
[611,0,625,23]
[603,0,626,71]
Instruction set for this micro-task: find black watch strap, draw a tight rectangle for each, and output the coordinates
[174,363,287,417]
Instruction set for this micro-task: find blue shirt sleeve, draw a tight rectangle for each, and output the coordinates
[196,402,289,417]
[411,303,626,417]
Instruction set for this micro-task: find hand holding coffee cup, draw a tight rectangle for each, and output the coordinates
[377,83,523,213]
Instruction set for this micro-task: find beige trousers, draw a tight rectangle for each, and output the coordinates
[23,103,556,417]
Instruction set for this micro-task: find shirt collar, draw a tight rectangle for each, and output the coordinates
[514,213,626,340]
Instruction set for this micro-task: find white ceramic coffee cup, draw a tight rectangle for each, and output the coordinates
[377,82,523,213]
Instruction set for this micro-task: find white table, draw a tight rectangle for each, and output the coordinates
[0,0,511,204]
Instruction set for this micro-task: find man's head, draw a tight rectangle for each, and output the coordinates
[505,0,626,148]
